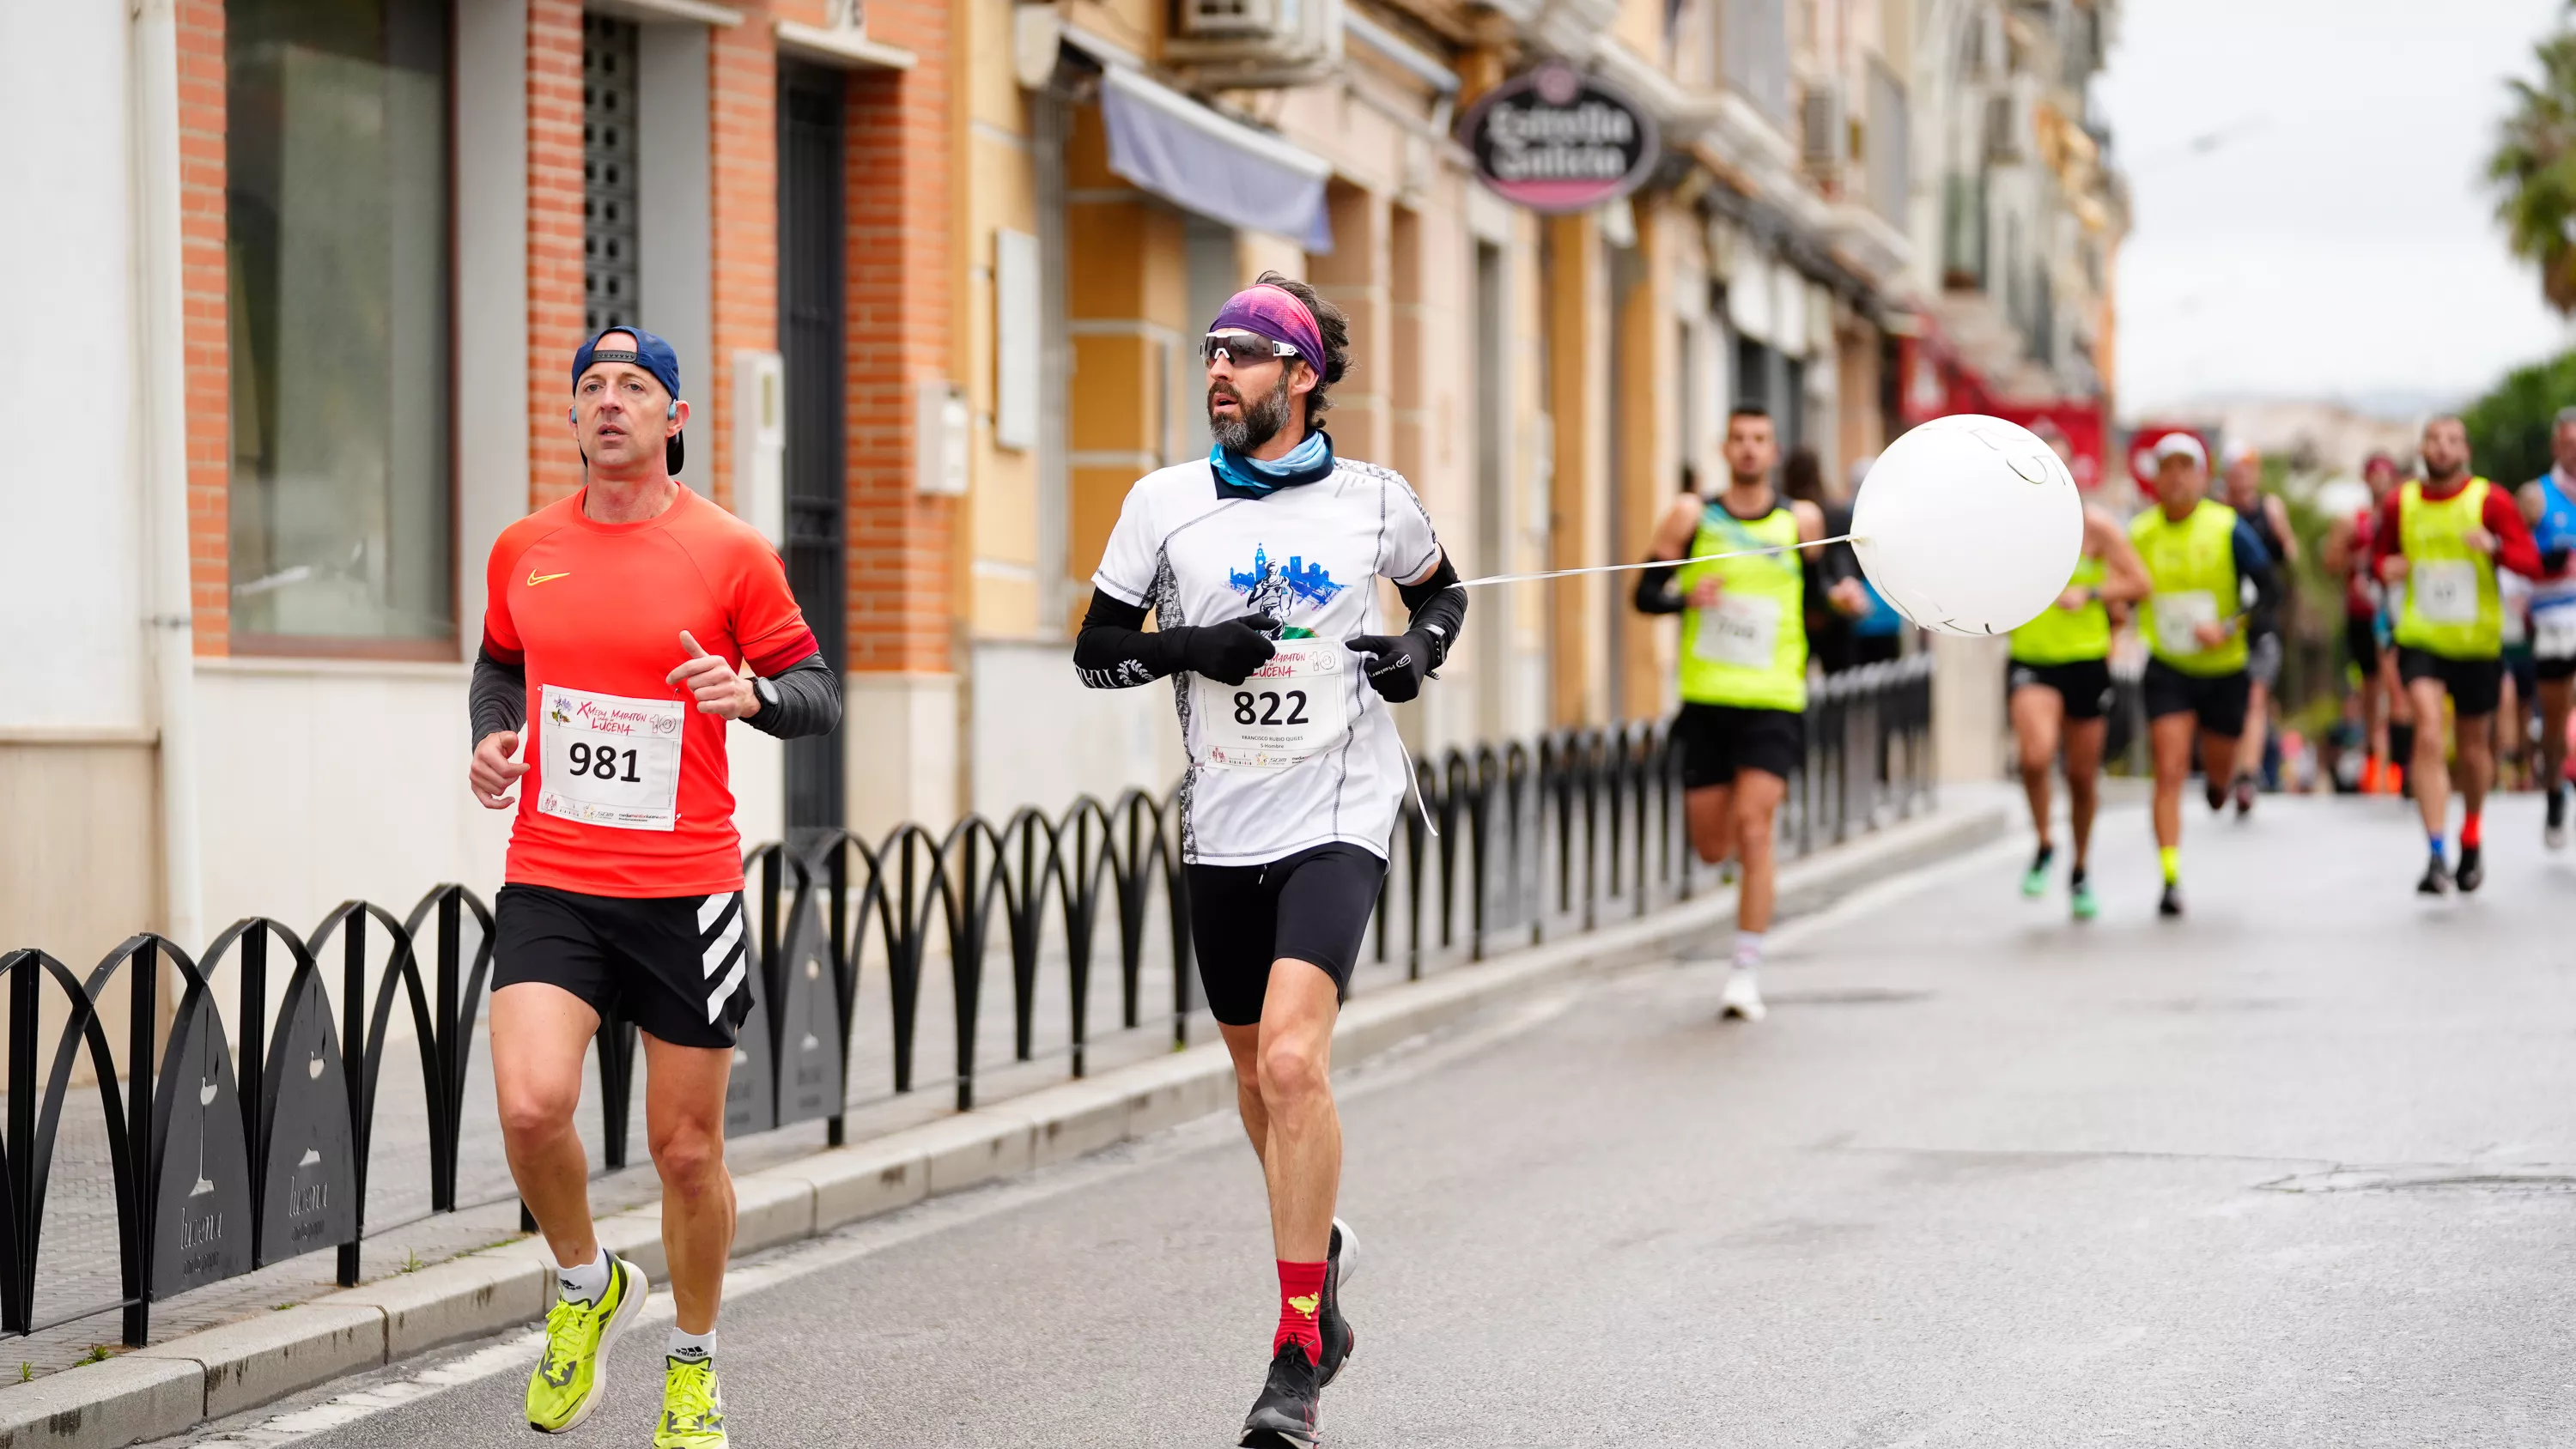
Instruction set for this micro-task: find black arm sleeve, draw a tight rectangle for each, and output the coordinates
[1815,503,1861,588]
[1395,555,1468,670]
[744,652,841,740]
[1633,559,1685,615]
[471,646,526,745]
[2234,521,2284,615]
[1073,591,1186,689]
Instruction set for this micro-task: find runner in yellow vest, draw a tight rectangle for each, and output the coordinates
[2008,505,2149,920]
[2131,432,2279,919]
[2372,415,2543,895]
[1634,406,1835,1022]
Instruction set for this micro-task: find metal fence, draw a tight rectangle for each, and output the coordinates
[0,655,1930,1349]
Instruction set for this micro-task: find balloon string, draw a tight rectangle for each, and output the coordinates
[1450,534,1864,590]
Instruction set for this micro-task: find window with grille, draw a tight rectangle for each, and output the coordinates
[583,15,641,334]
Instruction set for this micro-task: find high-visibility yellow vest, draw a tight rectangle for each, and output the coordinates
[2132,500,2246,676]
[1676,502,1807,711]
[2393,477,2503,660]
[2009,552,2111,666]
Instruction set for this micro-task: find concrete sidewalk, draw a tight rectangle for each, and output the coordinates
[0,795,2006,1449]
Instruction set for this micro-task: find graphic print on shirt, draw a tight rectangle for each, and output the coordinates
[1229,544,1346,637]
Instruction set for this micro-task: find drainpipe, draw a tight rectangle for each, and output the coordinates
[131,0,206,956]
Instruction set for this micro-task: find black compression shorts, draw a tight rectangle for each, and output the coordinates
[1672,703,1805,789]
[492,884,755,1049]
[1186,844,1386,1027]
[2398,646,2503,718]
[2008,658,2112,721]
[2345,615,2383,677]
[2142,658,2250,739]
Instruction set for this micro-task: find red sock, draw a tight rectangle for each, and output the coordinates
[1273,1260,1327,1361]
[2463,812,2483,849]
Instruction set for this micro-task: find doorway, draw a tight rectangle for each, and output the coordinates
[777,61,846,831]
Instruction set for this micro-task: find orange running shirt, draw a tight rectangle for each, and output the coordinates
[482,487,817,898]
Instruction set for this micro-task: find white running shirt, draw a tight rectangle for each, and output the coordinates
[1092,456,1443,867]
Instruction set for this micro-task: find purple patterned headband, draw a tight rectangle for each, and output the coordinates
[1208,284,1323,368]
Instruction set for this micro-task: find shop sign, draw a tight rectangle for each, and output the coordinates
[1461,61,1658,214]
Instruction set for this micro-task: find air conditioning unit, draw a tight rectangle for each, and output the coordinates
[1168,0,1342,87]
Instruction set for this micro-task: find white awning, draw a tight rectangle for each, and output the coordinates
[1098,66,1334,253]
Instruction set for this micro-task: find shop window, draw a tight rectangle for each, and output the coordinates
[226,0,453,652]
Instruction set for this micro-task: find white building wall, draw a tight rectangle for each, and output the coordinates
[0,1,148,731]
[970,641,1182,821]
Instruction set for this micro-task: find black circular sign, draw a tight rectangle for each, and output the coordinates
[1460,62,1660,214]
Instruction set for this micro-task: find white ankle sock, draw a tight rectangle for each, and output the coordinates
[556,1249,610,1306]
[668,1328,716,1363]
[1734,931,1765,970]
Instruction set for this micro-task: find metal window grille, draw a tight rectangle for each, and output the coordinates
[583,15,641,334]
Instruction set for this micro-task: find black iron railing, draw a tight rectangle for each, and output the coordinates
[0,654,1930,1349]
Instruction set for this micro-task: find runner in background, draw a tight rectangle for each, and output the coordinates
[2516,407,2576,847]
[2500,567,2536,790]
[2008,503,2150,919]
[1636,407,1829,1021]
[2131,433,2278,918]
[2222,440,2300,815]
[2372,415,2543,894]
[1838,455,1908,668]
[1784,447,1876,674]
[2324,452,2402,793]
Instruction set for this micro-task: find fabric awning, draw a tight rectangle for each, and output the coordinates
[1099,66,1334,253]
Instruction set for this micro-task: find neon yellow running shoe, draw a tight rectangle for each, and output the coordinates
[656,1355,728,1448]
[526,1254,647,1434]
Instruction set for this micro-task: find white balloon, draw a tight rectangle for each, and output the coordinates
[1850,414,2086,637]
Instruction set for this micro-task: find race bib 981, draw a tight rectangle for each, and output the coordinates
[538,684,686,831]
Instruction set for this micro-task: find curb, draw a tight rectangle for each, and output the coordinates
[0,799,2005,1448]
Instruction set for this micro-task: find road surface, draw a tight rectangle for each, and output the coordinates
[172,791,2576,1447]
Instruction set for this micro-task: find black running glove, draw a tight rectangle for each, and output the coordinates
[2545,545,2571,575]
[1346,632,1437,703]
[1175,615,1279,686]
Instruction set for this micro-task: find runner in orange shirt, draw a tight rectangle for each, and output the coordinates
[469,328,840,1448]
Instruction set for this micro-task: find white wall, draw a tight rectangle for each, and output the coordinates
[637,22,713,418]
[0,3,147,730]
[970,642,1182,821]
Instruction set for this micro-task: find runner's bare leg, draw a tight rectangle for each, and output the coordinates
[643,1034,737,1336]
[493,983,604,1271]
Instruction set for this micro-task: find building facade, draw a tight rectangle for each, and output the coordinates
[3,0,2122,966]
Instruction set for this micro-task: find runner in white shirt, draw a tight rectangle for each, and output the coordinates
[1073,275,1463,1449]
[2516,407,2576,846]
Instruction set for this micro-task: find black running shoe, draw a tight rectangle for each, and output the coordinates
[2205,783,2227,814]
[2549,788,2567,851]
[1316,1219,1358,1387]
[2417,855,2452,896]
[2158,882,2184,918]
[1240,1343,1322,1449]
[2457,843,2484,894]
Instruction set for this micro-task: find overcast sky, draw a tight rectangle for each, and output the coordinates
[2093,0,2576,419]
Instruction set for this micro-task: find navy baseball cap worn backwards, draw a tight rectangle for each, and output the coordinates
[572,325,686,475]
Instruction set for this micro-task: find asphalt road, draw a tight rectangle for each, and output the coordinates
[172,791,2576,1447]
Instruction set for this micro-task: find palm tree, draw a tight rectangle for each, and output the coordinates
[2490,12,2576,315]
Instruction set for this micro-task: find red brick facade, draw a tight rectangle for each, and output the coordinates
[177,0,228,657]
[843,0,957,675]
[527,0,588,507]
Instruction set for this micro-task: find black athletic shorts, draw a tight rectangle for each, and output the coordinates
[2142,658,2251,739]
[2344,615,2382,676]
[1186,844,1386,1028]
[2398,646,2504,718]
[1672,702,1805,790]
[492,884,755,1049]
[2008,658,2112,721]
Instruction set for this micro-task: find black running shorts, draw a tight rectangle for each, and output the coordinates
[2397,646,2503,718]
[1186,844,1385,1027]
[2142,658,2250,739]
[492,884,755,1049]
[2344,615,2382,677]
[2008,658,2112,722]
[1672,702,1805,790]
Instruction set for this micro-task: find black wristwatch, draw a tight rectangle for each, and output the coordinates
[753,676,781,715]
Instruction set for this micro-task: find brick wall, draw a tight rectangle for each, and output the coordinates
[527,0,586,506]
[707,3,779,515]
[843,0,957,675]
[176,0,228,656]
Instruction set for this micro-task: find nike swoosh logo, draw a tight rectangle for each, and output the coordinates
[527,571,572,586]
